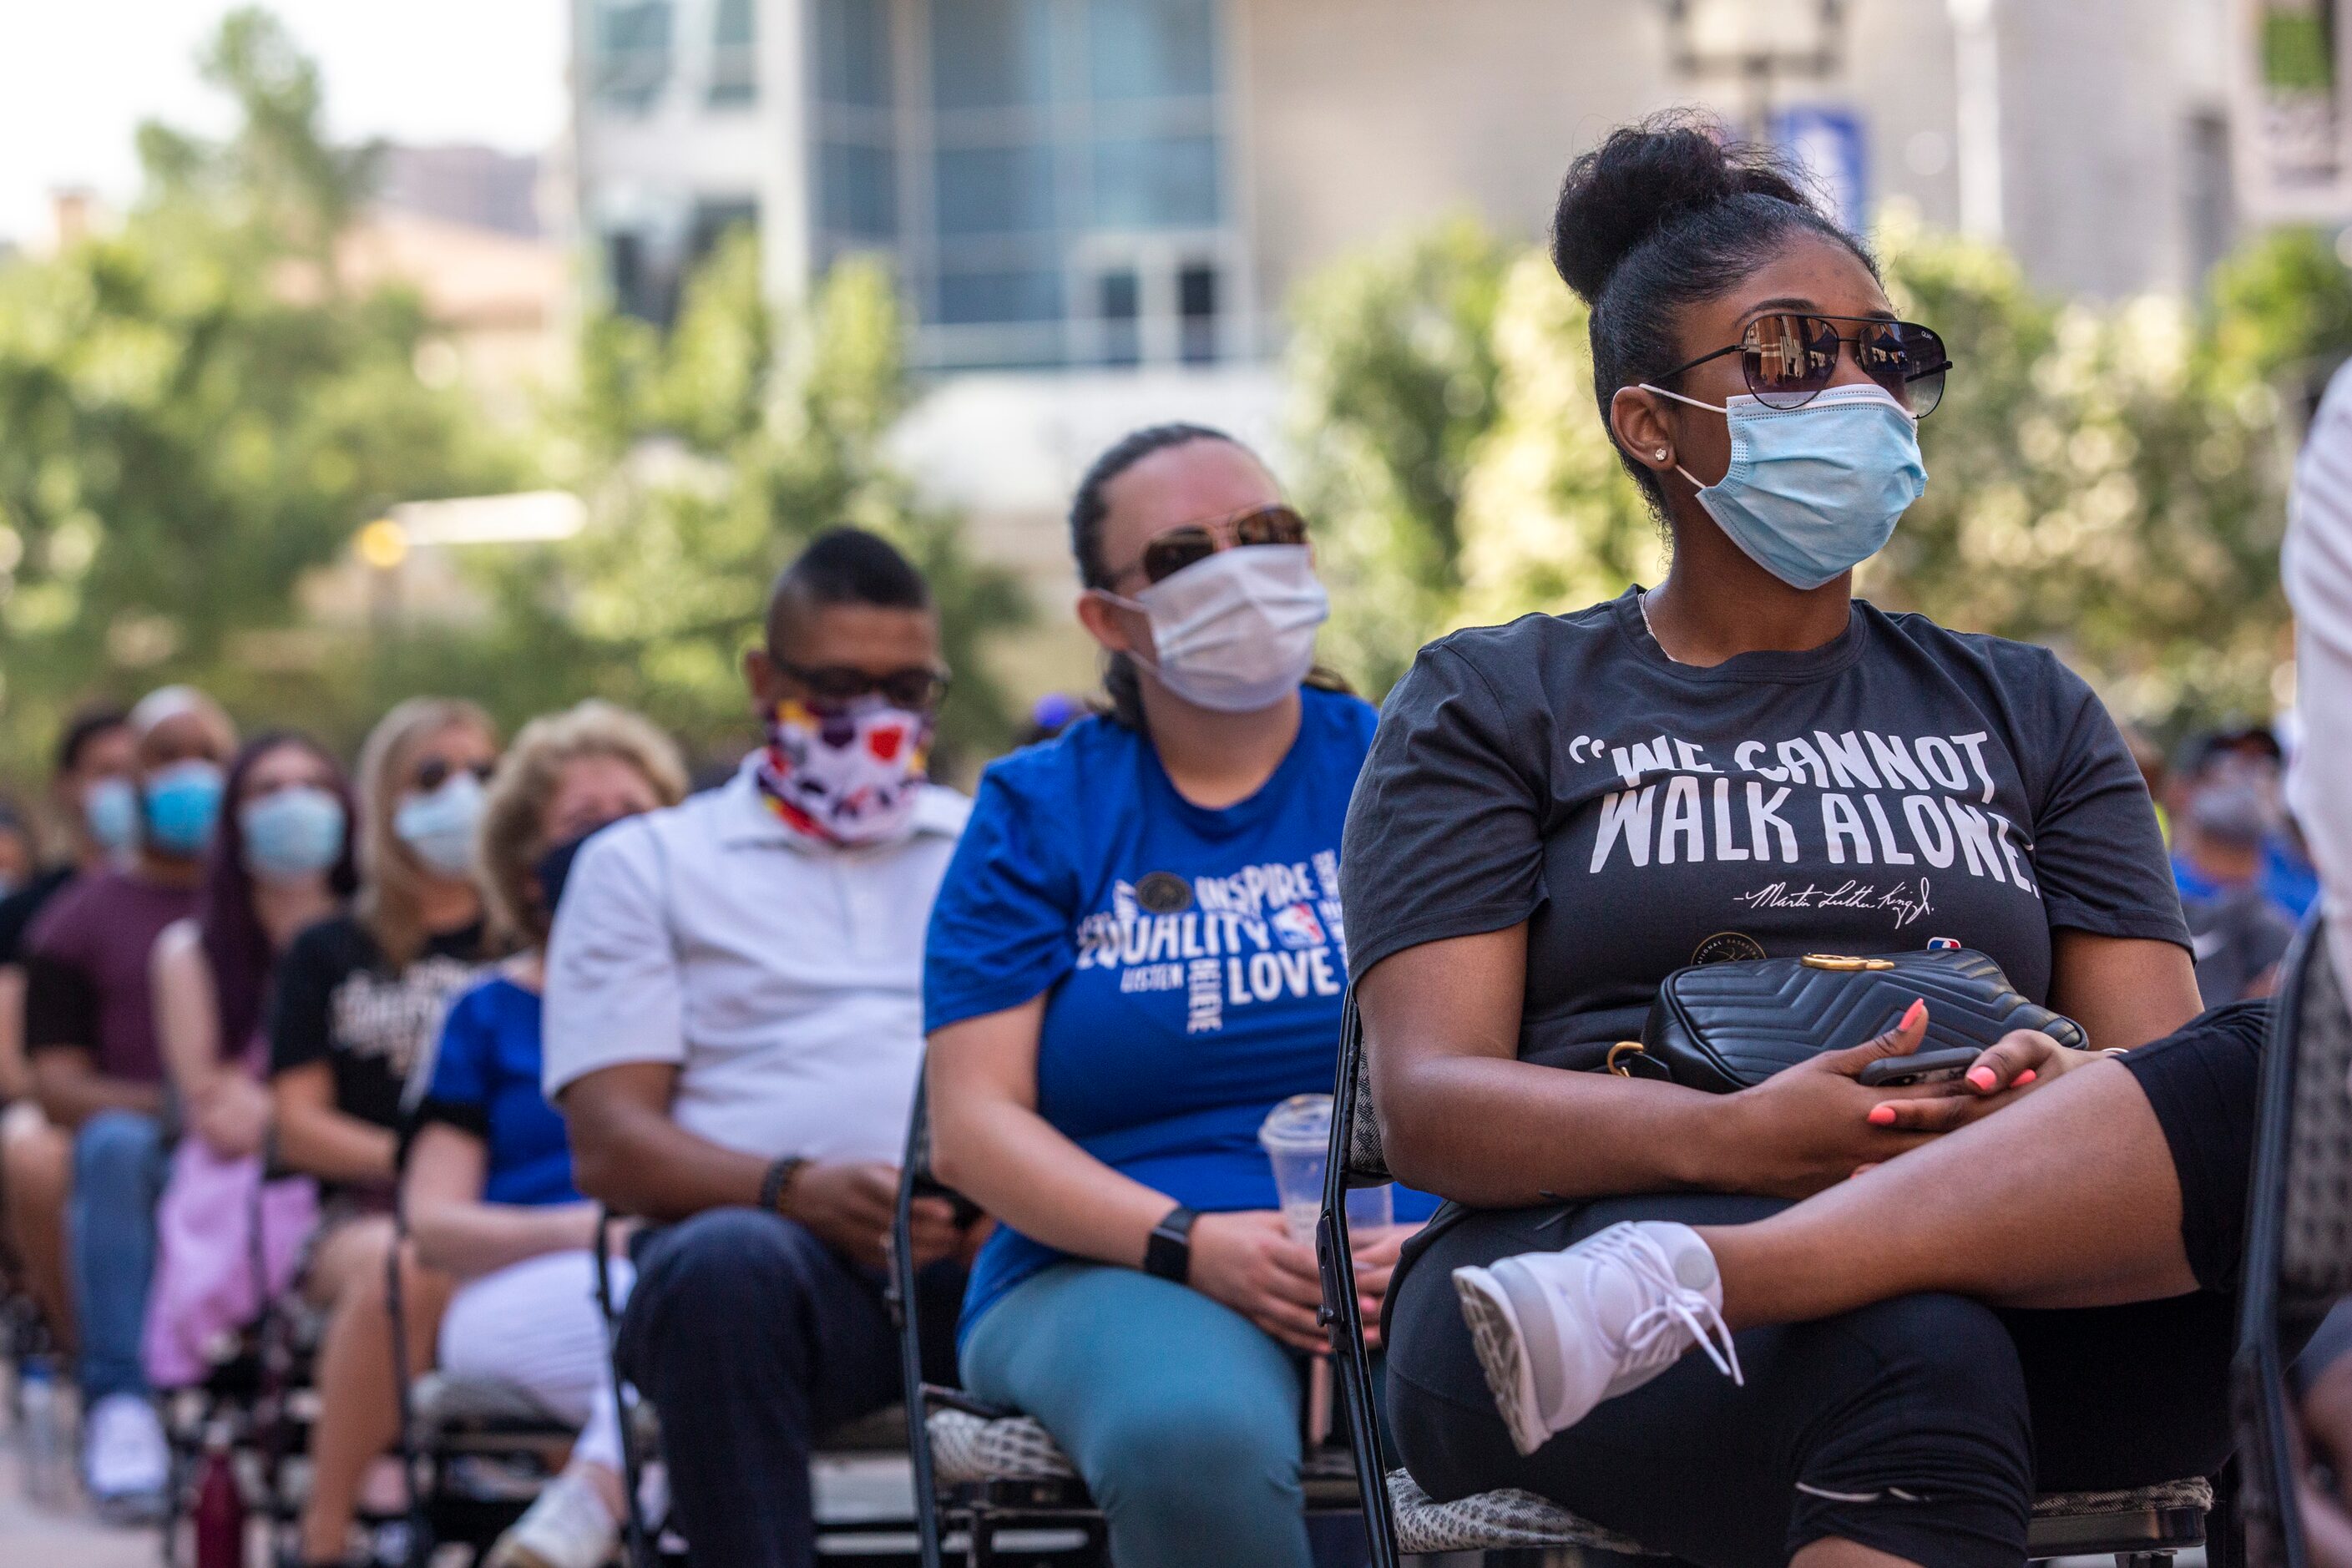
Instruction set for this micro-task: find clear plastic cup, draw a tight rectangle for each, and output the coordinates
[1258,1094,1393,1245]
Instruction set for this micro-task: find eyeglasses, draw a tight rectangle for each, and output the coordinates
[1657,313,1952,417]
[772,661,952,711]
[412,757,494,792]
[1107,504,1311,589]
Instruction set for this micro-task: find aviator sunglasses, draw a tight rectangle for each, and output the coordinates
[1108,503,1312,589]
[1656,312,1954,417]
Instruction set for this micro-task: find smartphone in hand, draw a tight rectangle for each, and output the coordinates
[1858,1046,1984,1089]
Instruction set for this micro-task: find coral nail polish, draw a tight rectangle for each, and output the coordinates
[1901,998,1926,1030]
[1967,1066,1998,1091]
[1868,1105,1897,1126]
[2015,1069,2037,1086]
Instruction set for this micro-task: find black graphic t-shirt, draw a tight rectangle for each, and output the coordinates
[268,913,489,1135]
[1342,589,2188,1071]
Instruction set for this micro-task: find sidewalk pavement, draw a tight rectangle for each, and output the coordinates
[0,1424,154,1568]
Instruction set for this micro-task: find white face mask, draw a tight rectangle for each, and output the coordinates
[1105,544,1330,713]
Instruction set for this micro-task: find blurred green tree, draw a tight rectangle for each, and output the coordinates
[477,232,1028,772]
[1284,215,1511,692]
[0,7,510,776]
[0,8,1021,789]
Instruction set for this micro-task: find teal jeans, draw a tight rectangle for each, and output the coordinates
[962,1261,1324,1568]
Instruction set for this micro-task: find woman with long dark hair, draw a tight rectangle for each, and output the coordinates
[923,424,1435,1567]
[155,734,358,1151]
[146,732,357,1388]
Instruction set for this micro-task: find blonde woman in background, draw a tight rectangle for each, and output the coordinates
[404,701,687,1568]
[270,697,500,1568]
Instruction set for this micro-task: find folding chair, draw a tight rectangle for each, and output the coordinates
[385,1190,586,1565]
[159,1129,320,1566]
[889,1080,1363,1568]
[1318,990,2228,1567]
[594,1200,939,1566]
[2237,913,2352,1568]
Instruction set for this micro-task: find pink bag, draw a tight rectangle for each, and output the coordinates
[141,1138,318,1388]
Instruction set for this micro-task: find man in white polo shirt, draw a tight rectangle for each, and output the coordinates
[545,528,969,1568]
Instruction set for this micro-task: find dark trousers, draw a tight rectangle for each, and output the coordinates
[618,1206,963,1568]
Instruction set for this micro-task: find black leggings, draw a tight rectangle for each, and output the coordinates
[1384,1000,2269,1568]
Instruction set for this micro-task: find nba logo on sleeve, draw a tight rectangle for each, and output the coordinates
[1270,903,1328,950]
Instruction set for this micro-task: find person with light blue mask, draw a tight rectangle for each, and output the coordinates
[144,734,355,1399]
[1341,118,2211,1568]
[21,684,238,1520]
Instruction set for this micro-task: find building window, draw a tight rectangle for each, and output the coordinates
[606,230,664,321]
[690,198,761,266]
[708,0,757,107]
[816,0,900,255]
[594,0,673,113]
[812,0,1238,371]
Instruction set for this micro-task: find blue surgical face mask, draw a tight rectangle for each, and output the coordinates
[142,759,225,859]
[240,787,346,883]
[1640,382,1928,590]
[83,777,139,855]
[394,771,485,878]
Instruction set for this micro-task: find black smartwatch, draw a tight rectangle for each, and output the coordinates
[1144,1205,1198,1283]
[758,1156,807,1217]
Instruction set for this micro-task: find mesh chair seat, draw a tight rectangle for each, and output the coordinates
[924,1407,1356,1495]
[1387,1470,2213,1558]
[1388,1470,1646,1555]
[410,1373,573,1439]
[926,1409,1077,1485]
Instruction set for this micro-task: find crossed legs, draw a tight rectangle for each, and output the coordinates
[1703,1055,2197,1332]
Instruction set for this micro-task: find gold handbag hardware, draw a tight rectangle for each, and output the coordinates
[1799,954,1896,972]
[1606,1041,1649,1078]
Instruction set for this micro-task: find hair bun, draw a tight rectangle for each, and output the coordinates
[1551,114,1818,305]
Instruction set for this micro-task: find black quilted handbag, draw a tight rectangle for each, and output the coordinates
[1611,948,2086,1095]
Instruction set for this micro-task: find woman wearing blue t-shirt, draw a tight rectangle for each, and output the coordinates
[925,425,1434,1568]
[402,701,686,1568]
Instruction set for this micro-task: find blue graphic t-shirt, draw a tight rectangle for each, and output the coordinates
[416,974,580,1208]
[925,686,1437,1336]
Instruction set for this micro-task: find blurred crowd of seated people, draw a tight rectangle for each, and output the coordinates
[1,126,2351,1568]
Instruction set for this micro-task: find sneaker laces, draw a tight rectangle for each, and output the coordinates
[1587,1227,1745,1388]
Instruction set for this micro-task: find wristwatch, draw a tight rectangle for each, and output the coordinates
[1144,1205,1199,1283]
[758,1156,807,1217]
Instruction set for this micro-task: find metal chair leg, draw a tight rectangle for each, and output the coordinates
[594,1209,655,1568]
[382,1220,432,1568]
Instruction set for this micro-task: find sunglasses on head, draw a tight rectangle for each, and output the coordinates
[773,661,951,711]
[1657,312,1953,417]
[412,756,494,793]
[1110,503,1311,589]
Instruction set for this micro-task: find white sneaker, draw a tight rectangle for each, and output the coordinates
[81,1392,169,1521]
[1453,1220,1743,1455]
[486,1469,621,1568]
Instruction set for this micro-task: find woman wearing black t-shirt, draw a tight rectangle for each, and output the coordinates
[269,696,498,1567]
[1342,119,2240,1568]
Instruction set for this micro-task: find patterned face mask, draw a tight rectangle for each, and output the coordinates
[754,698,933,846]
